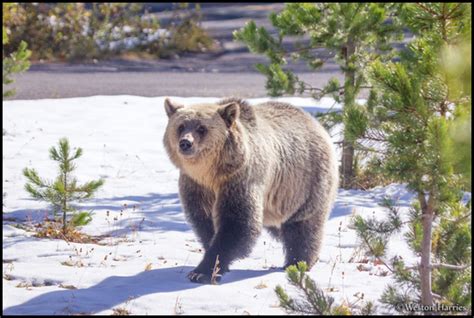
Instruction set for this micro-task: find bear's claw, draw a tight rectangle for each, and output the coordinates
[187,270,222,284]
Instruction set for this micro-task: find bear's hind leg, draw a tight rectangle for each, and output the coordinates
[265,226,282,241]
[281,214,325,270]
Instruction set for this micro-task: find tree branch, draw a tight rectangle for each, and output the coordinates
[406,263,470,271]
[446,3,461,19]
[431,263,471,271]
[432,292,443,300]
[416,3,439,17]
[359,232,394,273]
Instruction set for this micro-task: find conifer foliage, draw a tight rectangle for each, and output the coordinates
[3,4,30,98]
[275,261,376,315]
[354,3,471,314]
[234,3,403,188]
[275,262,335,315]
[23,138,104,234]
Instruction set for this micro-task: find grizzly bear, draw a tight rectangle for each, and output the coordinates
[163,97,338,284]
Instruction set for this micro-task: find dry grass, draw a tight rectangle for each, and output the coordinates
[111,308,130,316]
[210,255,222,285]
[34,219,107,244]
[254,281,268,289]
[59,284,78,290]
[174,296,184,315]
[61,259,85,267]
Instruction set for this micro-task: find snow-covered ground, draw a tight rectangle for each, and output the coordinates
[3,96,418,315]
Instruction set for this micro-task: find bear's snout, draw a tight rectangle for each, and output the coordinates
[179,139,193,153]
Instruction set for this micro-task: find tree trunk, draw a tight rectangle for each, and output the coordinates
[341,40,356,189]
[62,171,68,235]
[62,208,67,234]
[341,141,355,189]
[418,192,434,314]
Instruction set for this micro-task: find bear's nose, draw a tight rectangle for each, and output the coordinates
[179,139,193,152]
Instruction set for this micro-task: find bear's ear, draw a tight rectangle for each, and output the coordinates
[218,102,240,128]
[164,98,183,118]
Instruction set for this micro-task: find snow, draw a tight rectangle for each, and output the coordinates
[3,96,418,315]
[101,28,170,52]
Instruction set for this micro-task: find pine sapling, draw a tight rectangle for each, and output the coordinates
[275,261,376,315]
[275,261,335,315]
[351,197,403,273]
[23,137,104,234]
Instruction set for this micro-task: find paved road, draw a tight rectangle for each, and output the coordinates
[6,3,343,100]
[9,71,344,99]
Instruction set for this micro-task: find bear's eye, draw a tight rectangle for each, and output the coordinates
[196,125,207,135]
[178,124,185,134]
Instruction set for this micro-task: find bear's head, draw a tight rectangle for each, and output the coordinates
[163,98,246,180]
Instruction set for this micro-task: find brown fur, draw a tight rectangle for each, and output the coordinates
[163,97,338,284]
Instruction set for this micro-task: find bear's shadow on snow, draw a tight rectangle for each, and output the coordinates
[3,266,279,315]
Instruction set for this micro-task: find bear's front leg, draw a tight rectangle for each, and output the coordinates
[179,174,215,250]
[188,184,262,284]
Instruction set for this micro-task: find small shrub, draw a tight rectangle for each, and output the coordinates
[168,4,214,53]
[3,3,214,62]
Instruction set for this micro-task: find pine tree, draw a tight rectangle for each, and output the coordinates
[3,3,31,98]
[234,3,403,188]
[23,138,104,234]
[354,3,471,313]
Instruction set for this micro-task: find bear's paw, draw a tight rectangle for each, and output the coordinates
[187,270,222,284]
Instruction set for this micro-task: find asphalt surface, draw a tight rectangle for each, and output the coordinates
[6,3,344,100]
